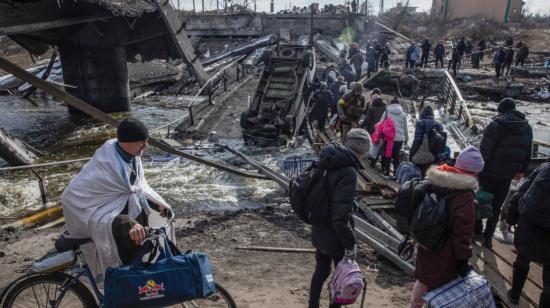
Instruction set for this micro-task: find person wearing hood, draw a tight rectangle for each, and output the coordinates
[310,82,333,130]
[348,42,360,59]
[337,82,366,141]
[516,43,529,67]
[409,43,421,68]
[493,47,505,79]
[366,46,377,78]
[309,129,371,308]
[420,38,432,68]
[434,41,445,69]
[506,160,550,307]
[330,75,347,114]
[339,60,355,85]
[476,98,533,248]
[409,105,447,172]
[410,146,485,308]
[380,97,408,175]
[350,50,364,82]
[380,43,391,69]
[448,47,460,77]
[362,93,387,134]
[503,47,515,76]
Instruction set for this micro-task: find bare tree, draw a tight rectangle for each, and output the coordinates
[392,0,410,30]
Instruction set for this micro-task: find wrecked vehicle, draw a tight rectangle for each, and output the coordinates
[240,45,315,146]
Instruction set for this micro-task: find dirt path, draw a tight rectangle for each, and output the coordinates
[0,208,413,307]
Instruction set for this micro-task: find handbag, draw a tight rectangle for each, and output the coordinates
[411,133,435,165]
[104,237,216,308]
[423,271,496,308]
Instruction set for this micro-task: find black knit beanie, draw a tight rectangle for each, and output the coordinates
[117,118,148,142]
[497,97,516,114]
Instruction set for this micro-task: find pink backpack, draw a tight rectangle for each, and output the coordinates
[329,259,367,306]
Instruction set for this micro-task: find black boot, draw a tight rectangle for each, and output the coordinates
[507,289,520,305]
[509,266,529,304]
[540,293,550,308]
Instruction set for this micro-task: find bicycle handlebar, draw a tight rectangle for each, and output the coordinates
[145,209,174,240]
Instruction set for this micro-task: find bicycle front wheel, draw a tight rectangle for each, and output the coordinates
[173,283,237,308]
[2,273,97,308]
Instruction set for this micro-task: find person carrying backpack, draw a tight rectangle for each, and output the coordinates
[309,129,371,308]
[409,146,485,308]
[506,160,550,307]
[409,106,447,175]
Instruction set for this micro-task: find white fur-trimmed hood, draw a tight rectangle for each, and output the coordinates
[425,166,479,191]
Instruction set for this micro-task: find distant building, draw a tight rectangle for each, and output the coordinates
[431,0,524,23]
[387,2,419,17]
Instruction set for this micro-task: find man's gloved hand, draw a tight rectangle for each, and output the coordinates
[456,259,470,278]
[344,246,357,260]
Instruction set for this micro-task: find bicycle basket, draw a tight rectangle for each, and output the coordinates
[283,156,315,180]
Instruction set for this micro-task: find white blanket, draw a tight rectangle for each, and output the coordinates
[61,139,173,281]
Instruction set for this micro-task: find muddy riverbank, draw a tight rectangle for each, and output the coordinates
[0,207,413,307]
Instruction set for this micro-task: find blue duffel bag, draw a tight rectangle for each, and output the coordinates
[104,237,216,308]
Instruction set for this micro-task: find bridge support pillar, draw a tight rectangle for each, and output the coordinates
[59,45,130,113]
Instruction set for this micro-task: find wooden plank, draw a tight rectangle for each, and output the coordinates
[357,200,405,241]
[471,252,535,308]
[359,162,400,192]
[489,240,544,290]
[354,215,401,252]
[0,127,38,166]
[473,243,540,307]
[355,228,415,276]
[155,0,208,84]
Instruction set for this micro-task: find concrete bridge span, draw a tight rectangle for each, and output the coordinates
[0,0,206,113]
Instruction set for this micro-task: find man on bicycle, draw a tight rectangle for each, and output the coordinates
[61,118,172,281]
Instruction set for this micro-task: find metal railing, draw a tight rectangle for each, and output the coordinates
[149,54,248,138]
[441,69,473,128]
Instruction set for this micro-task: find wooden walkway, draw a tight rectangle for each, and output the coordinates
[312,125,542,307]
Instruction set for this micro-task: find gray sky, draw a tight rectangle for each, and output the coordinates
[178,0,550,15]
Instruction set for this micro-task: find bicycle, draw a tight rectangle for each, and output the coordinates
[0,210,237,308]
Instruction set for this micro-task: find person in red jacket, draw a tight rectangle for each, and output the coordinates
[409,146,485,307]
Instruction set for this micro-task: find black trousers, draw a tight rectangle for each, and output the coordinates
[309,250,343,308]
[112,213,148,265]
[409,60,416,68]
[421,54,429,67]
[511,253,550,307]
[475,175,512,239]
[435,56,444,68]
[355,66,362,81]
[504,62,512,75]
[382,141,403,175]
[495,63,502,78]
[516,57,526,66]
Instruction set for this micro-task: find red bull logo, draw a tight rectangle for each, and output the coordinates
[138,279,166,300]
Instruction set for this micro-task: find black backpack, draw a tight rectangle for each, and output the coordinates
[396,179,470,251]
[288,162,331,226]
[395,179,432,234]
[428,128,445,155]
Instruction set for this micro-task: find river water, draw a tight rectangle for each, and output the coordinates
[0,95,316,217]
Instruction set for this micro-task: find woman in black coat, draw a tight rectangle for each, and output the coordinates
[507,161,550,306]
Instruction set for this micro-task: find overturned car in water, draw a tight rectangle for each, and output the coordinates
[240,45,315,146]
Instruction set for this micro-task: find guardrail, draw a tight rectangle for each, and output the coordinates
[441,69,473,128]
[149,55,249,138]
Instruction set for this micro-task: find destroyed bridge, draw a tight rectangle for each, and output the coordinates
[0,0,208,113]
